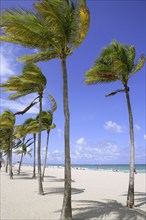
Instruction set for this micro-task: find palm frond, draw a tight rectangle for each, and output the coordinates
[18,50,58,63]
[132,54,146,75]
[85,40,145,86]
[70,2,90,49]
[48,94,57,113]
[105,89,126,97]
[0,8,55,48]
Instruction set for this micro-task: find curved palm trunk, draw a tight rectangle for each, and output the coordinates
[42,130,50,181]
[18,152,23,175]
[125,85,135,208]
[38,93,44,195]
[5,154,9,173]
[60,59,72,220]
[18,138,25,175]
[9,134,13,179]
[32,133,36,178]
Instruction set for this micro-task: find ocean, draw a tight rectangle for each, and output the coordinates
[47,164,146,173]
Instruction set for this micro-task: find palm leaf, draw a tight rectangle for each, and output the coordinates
[132,54,146,75]
[85,40,146,86]
[48,94,57,113]
[18,50,58,63]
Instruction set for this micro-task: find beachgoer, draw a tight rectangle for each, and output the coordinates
[134,168,137,174]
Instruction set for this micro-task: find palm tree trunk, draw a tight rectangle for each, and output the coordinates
[60,59,72,220]
[5,154,9,173]
[38,93,44,195]
[124,85,135,208]
[18,152,23,175]
[9,134,13,179]
[42,130,50,181]
[32,133,36,178]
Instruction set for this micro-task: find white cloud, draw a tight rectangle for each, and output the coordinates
[0,94,40,114]
[144,134,146,140]
[104,121,124,133]
[58,128,63,138]
[134,124,141,131]
[72,138,120,162]
[76,137,87,145]
[48,150,64,162]
[0,43,20,82]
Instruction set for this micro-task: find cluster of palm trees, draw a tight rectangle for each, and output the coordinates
[0,62,57,189]
[0,0,145,219]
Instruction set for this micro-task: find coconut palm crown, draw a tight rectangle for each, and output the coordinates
[0,62,46,100]
[85,41,145,87]
[0,0,90,62]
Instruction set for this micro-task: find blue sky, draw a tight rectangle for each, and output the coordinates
[0,0,145,164]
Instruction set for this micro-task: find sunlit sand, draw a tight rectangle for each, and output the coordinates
[1,165,146,220]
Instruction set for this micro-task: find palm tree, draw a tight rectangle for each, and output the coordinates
[41,111,56,181]
[0,110,15,178]
[0,129,9,172]
[0,62,46,194]
[84,40,146,208]
[41,95,57,181]
[15,124,33,174]
[24,117,39,179]
[0,1,90,217]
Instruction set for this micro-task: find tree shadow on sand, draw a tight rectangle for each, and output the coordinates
[44,187,85,195]
[44,177,75,183]
[122,192,146,209]
[71,199,146,220]
[134,192,146,208]
[12,170,34,180]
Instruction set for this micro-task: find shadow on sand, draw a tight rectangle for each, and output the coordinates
[44,176,75,183]
[44,187,85,195]
[71,199,146,220]
[134,192,146,208]
[122,192,146,209]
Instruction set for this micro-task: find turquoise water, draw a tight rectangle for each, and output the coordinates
[47,164,146,173]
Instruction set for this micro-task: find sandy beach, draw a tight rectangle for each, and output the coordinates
[1,165,146,220]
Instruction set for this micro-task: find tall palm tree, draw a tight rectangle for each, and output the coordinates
[0,1,90,218]
[15,124,33,174]
[0,128,21,173]
[0,128,9,172]
[0,62,46,194]
[24,117,39,179]
[41,94,57,181]
[41,111,56,181]
[0,110,15,178]
[84,40,146,208]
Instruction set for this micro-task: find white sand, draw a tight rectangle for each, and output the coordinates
[1,165,146,220]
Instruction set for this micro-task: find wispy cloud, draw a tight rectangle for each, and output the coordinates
[72,138,121,162]
[1,94,40,114]
[58,128,63,138]
[144,134,146,140]
[0,43,20,82]
[104,121,124,133]
[47,150,64,162]
[134,124,141,131]
[76,137,87,145]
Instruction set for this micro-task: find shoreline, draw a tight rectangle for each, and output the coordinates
[11,163,146,173]
[1,165,146,220]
